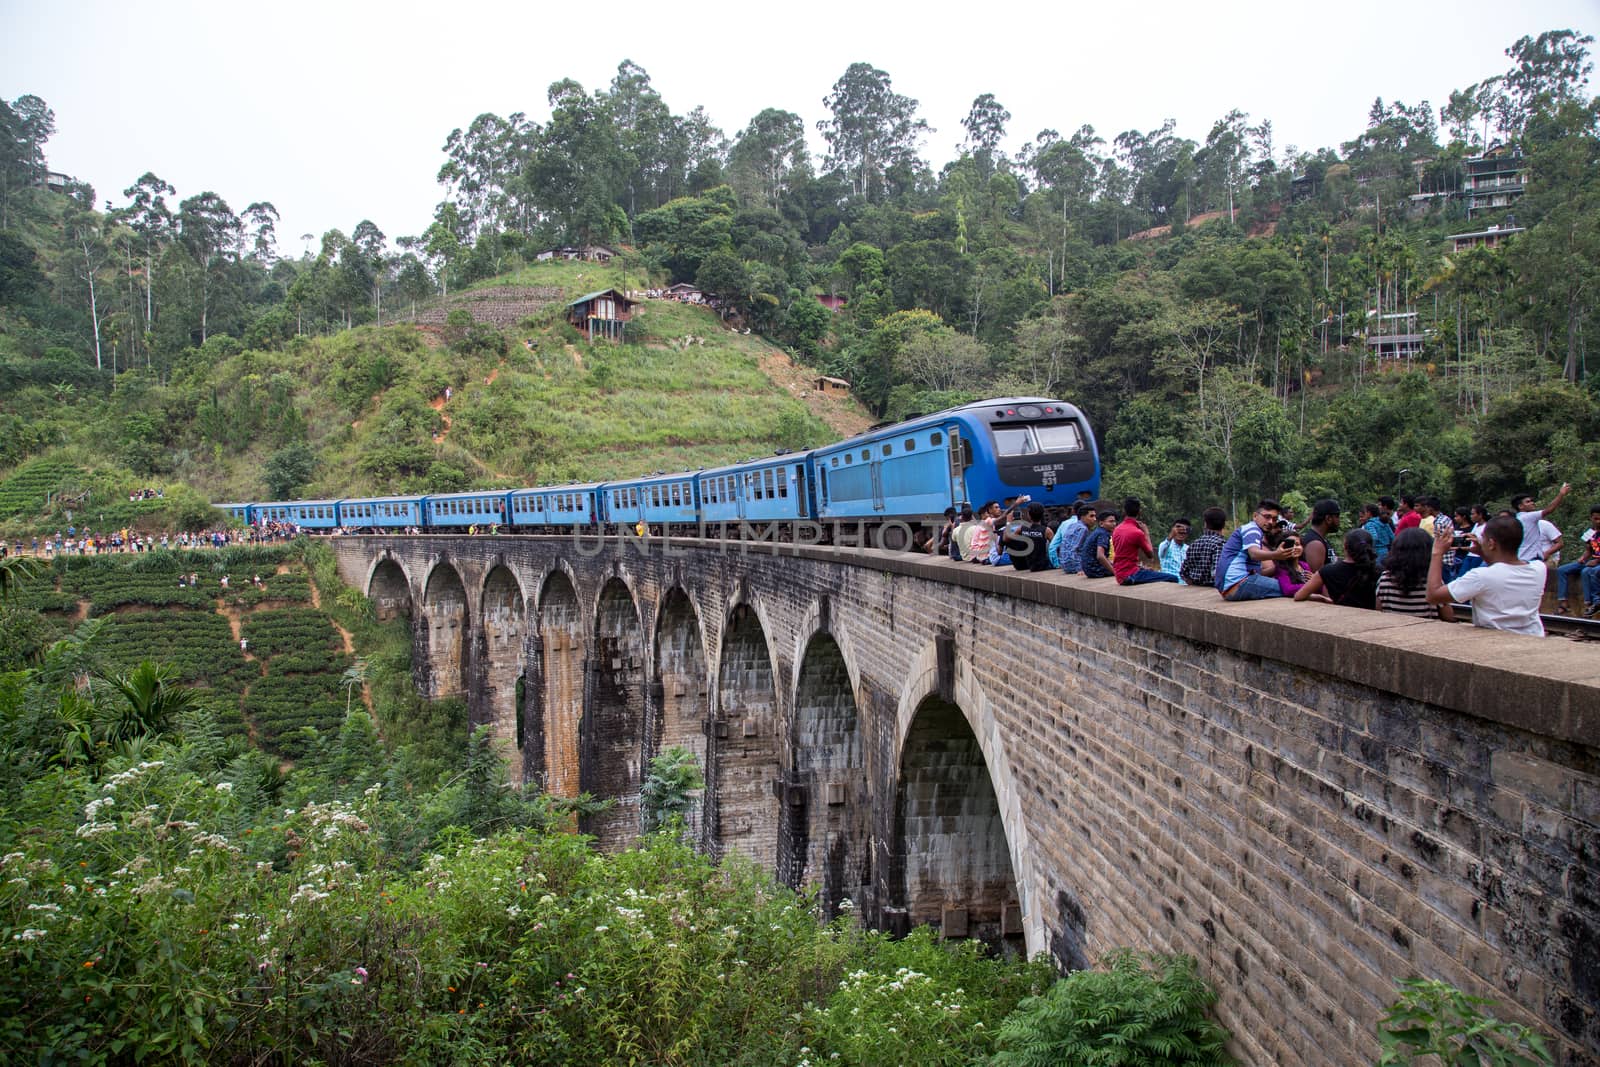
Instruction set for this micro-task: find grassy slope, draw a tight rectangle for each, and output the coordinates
[0,260,874,521]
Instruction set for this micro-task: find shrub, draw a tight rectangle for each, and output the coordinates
[989,949,1233,1067]
[1377,977,1552,1066]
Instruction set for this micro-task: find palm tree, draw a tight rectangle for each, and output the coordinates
[341,659,368,715]
[98,660,203,747]
[0,555,43,603]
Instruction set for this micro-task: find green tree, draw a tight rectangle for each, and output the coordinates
[818,63,930,201]
[264,443,317,498]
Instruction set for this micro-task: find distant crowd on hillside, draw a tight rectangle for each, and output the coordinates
[5,519,304,559]
[935,483,1598,639]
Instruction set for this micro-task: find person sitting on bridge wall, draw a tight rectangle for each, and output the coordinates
[1006,502,1054,572]
[1180,507,1228,587]
[1215,499,1297,602]
[1377,528,1451,620]
[1157,519,1190,581]
[1299,499,1341,574]
[1112,498,1179,587]
[950,505,978,561]
[1555,504,1600,616]
[1263,526,1310,597]
[1080,510,1118,579]
[1054,502,1094,575]
[1428,515,1547,637]
[1294,527,1379,609]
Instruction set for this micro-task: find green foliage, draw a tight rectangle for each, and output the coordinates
[638,744,704,833]
[1378,977,1552,1066]
[990,950,1233,1067]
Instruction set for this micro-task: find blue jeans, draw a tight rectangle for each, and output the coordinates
[1224,574,1283,601]
[1121,569,1181,585]
[1556,561,1600,603]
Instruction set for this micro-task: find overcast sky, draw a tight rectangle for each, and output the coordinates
[3,0,1594,253]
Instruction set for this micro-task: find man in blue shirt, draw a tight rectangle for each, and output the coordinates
[1361,502,1394,563]
[1056,502,1095,575]
[1216,499,1300,601]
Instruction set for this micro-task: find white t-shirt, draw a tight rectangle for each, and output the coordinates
[1447,560,1547,636]
[1515,510,1561,562]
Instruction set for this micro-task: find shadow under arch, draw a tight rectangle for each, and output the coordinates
[651,586,709,842]
[712,599,779,865]
[475,564,527,777]
[365,556,413,621]
[889,638,1041,957]
[782,627,868,917]
[583,575,646,851]
[419,560,470,700]
[528,568,583,797]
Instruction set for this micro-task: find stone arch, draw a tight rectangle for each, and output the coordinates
[528,569,583,797]
[583,576,646,850]
[890,640,1038,956]
[419,561,469,700]
[712,601,779,865]
[651,588,709,841]
[365,556,412,621]
[475,565,526,778]
[783,629,869,917]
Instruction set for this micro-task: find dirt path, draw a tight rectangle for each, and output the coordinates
[305,567,370,711]
[429,394,454,443]
[755,348,874,437]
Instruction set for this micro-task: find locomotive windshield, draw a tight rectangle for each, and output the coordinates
[990,420,1085,457]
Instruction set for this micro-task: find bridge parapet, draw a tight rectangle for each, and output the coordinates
[331,534,1599,1066]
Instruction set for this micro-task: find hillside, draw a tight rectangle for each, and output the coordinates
[0,258,873,531]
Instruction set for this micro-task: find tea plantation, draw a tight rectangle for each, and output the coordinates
[16,546,354,756]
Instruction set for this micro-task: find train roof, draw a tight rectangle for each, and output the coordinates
[423,489,516,501]
[697,451,814,478]
[813,397,1086,453]
[257,498,341,508]
[511,482,604,493]
[339,494,423,504]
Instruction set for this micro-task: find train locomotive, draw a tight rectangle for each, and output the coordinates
[220,397,1099,545]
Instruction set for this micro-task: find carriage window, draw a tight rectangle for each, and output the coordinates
[1035,422,1085,452]
[861,449,871,461]
[992,427,1037,457]
[882,444,892,456]
[844,454,852,465]
[930,432,942,446]
[753,472,763,500]
[671,483,681,507]
[764,469,775,497]
[832,457,840,467]
[778,468,790,498]
[904,439,915,451]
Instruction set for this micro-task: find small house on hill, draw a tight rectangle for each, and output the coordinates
[814,375,851,395]
[1448,222,1524,253]
[665,282,704,303]
[537,245,618,263]
[567,288,638,341]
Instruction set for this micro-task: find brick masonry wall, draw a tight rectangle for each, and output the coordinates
[335,536,1600,1066]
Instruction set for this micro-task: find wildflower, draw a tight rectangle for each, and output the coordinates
[11,929,46,942]
[215,782,233,793]
[82,960,95,968]
[84,797,115,820]
[593,925,608,933]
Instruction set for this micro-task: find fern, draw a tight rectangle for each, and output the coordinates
[989,950,1233,1067]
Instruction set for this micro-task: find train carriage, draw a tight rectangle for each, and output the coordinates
[218,503,253,525]
[254,499,342,530]
[811,398,1098,524]
[612,473,697,531]
[423,490,512,530]
[337,496,423,530]
[529,483,603,530]
[698,455,812,528]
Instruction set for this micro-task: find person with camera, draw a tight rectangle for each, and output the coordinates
[1427,516,1546,636]
[1110,497,1180,586]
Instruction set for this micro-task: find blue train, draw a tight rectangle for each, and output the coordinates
[218,397,1099,544]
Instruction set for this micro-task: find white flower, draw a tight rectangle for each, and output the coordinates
[214,782,233,794]
[84,797,115,820]
[74,822,115,839]
[12,929,47,941]
[593,925,609,933]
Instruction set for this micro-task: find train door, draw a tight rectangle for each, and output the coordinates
[870,456,886,512]
[946,426,968,505]
[795,463,809,517]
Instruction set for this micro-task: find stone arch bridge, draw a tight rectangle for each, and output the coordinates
[331,534,1599,1066]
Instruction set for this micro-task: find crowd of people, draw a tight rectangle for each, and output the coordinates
[934,483,1598,639]
[3,519,305,560]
